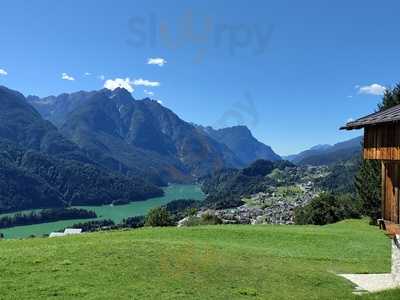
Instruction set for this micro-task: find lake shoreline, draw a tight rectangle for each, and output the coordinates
[0,184,205,239]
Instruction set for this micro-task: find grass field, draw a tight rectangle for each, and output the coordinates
[1,219,400,299]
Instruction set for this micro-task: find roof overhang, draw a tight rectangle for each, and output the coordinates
[340,104,400,131]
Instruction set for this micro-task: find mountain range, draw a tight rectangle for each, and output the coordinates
[28,88,281,182]
[285,136,362,165]
[0,85,281,212]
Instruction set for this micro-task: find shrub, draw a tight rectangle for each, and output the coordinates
[200,213,222,225]
[163,199,199,222]
[186,207,198,217]
[145,207,174,227]
[294,193,361,225]
[182,213,222,227]
[121,216,145,229]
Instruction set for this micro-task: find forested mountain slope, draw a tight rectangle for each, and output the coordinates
[0,86,162,212]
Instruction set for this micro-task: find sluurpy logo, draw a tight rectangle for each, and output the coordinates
[126,10,274,64]
[213,91,259,130]
[196,91,259,170]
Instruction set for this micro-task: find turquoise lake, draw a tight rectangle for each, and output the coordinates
[0,184,205,239]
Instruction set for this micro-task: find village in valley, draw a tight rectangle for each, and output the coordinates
[181,165,330,226]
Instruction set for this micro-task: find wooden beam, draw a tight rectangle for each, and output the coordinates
[396,163,400,224]
[382,161,386,220]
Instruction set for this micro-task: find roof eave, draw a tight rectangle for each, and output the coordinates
[339,124,364,130]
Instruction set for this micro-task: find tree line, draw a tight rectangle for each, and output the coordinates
[0,208,97,229]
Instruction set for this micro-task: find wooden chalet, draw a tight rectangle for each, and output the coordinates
[341,104,400,232]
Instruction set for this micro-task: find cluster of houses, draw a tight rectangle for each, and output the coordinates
[213,190,315,225]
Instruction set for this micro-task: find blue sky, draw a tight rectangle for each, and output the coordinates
[0,0,399,155]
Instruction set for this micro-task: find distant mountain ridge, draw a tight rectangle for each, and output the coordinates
[29,88,243,182]
[27,91,97,127]
[286,136,362,166]
[199,125,281,164]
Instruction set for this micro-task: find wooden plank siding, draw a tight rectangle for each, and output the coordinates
[383,162,400,224]
[364,123,400,160]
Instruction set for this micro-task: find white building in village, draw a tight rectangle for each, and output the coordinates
[49,228,82,238]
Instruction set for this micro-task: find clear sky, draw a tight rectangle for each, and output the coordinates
[0,0,399,155]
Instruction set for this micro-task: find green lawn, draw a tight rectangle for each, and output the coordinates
[0,219,399,299]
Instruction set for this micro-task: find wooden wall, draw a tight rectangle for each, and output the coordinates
[364,123,400,160]
[382,162,400,223]
[363,123,400,223]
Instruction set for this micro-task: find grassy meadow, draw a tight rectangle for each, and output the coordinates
[0,219,399,299]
